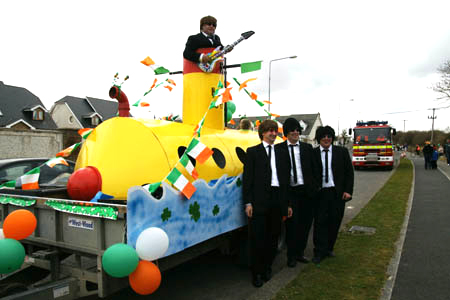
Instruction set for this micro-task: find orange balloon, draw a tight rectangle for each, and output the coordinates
[3,209,37,240]
[129,261,161,295]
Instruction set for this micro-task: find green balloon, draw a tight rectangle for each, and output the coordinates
[227,101,236,114]
[0,239,25,274]
[102,243,139,278]
[226,110,233,122]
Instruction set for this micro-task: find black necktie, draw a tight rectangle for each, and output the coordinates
[289,145,298,184]
[267,145,272,164]
[324,149,329,183]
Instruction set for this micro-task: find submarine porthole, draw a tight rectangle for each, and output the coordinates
[142,184,163,200]
[212,148,226,169]
[235,147,246,164]
[177,146,196,167]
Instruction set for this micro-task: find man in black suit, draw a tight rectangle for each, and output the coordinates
[312,126,354,264]
[183,15,223,64]
[277,118,320,268]
[243,119,292,288]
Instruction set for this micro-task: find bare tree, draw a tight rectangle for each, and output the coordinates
[433,60,450,101]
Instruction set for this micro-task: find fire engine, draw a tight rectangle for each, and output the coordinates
[349,121,396,170]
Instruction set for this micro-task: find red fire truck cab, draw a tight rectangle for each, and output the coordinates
[349,121,396,170]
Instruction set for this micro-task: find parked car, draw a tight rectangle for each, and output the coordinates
[0,158,75,187]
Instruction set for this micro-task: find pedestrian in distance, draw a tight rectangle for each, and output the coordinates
[422,141,433,170]
[277,118,321,268]
[431,145,438,170]
[445,139,450,166]
[242,119,292,288]
[312,126,354,264]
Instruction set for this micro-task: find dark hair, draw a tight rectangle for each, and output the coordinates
[258,119,278,140]
[283,117,302,137]
[200,16,217,30]
[315,125,335,142]
[239,119,252,130]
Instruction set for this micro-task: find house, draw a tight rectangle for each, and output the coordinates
[0,81,57,130]
[50,96,118,129]
[231,113,323,144]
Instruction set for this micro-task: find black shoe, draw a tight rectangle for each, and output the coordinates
[287,257,297,268]
[262,267,272,281]
[312,256,323,264]
[296,256,310,264]
[252,274,264,288]
[327,251,336,258]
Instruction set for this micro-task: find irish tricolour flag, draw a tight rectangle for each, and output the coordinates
[186,138,213,164]
[46,157,69,168]
[167,168,196,199]
[140,56,170,75]
[56,143,80,157]
[21,167,40,190]
[180,153,199,180]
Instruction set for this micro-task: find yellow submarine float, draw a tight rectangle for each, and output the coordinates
[66,44,270,258]
[68,56,262,200]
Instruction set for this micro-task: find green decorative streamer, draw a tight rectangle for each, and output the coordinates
[0,195,35,207]
[45,200,118,220]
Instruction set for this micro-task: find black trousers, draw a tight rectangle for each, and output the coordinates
[249,187,282,277]
[285,185,314,259]
[313,187,345,258]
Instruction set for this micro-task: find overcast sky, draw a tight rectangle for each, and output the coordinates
[2,0,450,132]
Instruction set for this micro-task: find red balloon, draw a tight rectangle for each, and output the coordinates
[67,166,102,201]
[3,209,37,240]
[129,261,161,295]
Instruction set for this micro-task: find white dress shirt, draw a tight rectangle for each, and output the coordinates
[262,141,279,187]
[320,145,335,188]
[287,142,304,186]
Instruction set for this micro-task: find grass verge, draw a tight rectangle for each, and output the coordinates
[273,158,413,300]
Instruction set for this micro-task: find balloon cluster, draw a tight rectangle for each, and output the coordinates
[0,209,37,274]
[102,227,169,295]
[226,101,236,124]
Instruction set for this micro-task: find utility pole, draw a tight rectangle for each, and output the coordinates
[428,108,437,143]
[402,120,407,132]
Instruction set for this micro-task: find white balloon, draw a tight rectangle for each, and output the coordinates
[136,227,169,261]
[0,228,4,240]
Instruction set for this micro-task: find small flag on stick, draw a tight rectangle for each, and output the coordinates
[241,61,262,73]
[167,168,196,199]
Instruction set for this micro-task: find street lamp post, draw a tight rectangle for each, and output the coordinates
[268,55,297,112]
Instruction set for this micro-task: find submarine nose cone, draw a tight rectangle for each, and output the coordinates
[67,166,102,201]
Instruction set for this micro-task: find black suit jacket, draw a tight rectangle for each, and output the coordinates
[277,141,321,198]
[314,145,354,202]
[183,33,223,63]
[243,143,290,216]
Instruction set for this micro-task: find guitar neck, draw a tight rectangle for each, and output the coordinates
[211,36,245,60]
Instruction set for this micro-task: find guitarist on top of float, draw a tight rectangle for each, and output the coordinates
[183,15,232,65]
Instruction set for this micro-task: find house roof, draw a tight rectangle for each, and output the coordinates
[54,96,118,128]
[232,113,321,136]
[0,81,57,130]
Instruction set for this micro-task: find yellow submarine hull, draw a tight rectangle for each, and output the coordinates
[75,117,261,200]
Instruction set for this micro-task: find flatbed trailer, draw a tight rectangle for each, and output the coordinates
[0,192,240,299]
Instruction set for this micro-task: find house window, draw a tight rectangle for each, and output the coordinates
[69,116,74,124]
[32,109,44,121]
[91,115,99,126]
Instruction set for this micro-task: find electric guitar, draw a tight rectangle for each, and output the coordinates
[198,30,255,73]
